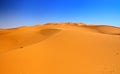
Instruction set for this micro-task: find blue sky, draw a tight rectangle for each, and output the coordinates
[0,0,120,28]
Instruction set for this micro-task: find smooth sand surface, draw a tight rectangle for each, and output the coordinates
[0,23,120,74]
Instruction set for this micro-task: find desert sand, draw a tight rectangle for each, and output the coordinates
[0,22,120,74]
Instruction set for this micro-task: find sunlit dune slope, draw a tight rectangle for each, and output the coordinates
[0,23,120,74]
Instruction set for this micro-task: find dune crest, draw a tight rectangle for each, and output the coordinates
[0,23,120,74]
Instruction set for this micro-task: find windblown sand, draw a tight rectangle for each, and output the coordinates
[0,23,120,74]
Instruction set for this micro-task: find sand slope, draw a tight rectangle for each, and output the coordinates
[0,23,120,74]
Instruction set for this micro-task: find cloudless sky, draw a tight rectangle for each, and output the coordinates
[0,0,120,28]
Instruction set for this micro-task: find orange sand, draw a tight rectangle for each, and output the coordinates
[0,23,120,74]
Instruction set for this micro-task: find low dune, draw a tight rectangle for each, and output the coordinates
[0,23,120,74]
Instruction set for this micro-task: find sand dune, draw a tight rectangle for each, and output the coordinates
[0,23,120,74]
[84,25,120,35]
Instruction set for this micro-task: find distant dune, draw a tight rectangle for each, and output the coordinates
[0,23,120,74]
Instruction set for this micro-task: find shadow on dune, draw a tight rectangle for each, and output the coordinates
[0,29,61,54]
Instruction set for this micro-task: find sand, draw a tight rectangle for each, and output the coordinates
[0,23,120,74]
